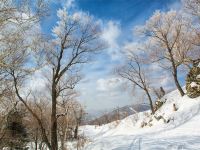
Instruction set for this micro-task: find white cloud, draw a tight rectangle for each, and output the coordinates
[77,75,135,111]
[123,41,146,57]
[96,77,124,92]
[28,76,46,92]
[54,0,75,9]
[26,69,47,92]
[72,11,92,25]
[102,21,121,48]
[167,0,181,10]
[148,63,175,91]
[160,75,172,88]
[65,0,75,9]
[101,21,122,60]
[149,63,163,72]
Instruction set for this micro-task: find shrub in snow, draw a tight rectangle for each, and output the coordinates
[154,115,170,123]
[76,134,90,150]
[147,118,153,127]
[140,121,147,128]
[154,99,164,112]
[173,103,178,111]
[186,63,200,98]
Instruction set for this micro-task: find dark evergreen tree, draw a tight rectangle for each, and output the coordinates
[2,109,28,149]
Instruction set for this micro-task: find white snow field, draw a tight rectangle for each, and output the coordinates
[80,89,200,150]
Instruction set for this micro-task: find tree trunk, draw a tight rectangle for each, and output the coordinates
[145,89,155,114]
[168,49,185,96]
[74,125,78,139]
[51,83,58,150]
[172,72,185,96]
[60,134,66,150]
[13,74,51,149]
[35,128,38,150]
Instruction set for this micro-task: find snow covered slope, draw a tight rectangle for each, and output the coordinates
[81,89,200,150]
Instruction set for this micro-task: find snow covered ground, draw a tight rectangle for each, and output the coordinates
[80,89,200,150]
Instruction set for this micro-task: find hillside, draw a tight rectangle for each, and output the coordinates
[80,88,200,150]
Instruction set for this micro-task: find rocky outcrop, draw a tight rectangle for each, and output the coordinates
[186,62,200,98]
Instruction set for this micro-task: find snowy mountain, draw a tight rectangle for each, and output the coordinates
[86,104,150,125]
[79,88,200,150]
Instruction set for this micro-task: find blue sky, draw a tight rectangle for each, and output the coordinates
[40,0,181,113]
[42,0,180,37]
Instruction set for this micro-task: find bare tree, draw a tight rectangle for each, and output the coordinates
[153,87,165,99]
[183,0,200,17]
[0,97,17,148]
[43,8,104,149]
[26,95,52,150]
[135,10,199,96]
[0,0,48,68]
[0,0,52,147]
[183,0,200,63]
[10,72,52,148]
[3,33,52,147]
[2,4,102,150]
[117,55,155,114]
[57,90,77,150]
[72,101,85,140]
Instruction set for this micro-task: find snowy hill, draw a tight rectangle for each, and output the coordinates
[80,89,200,150]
